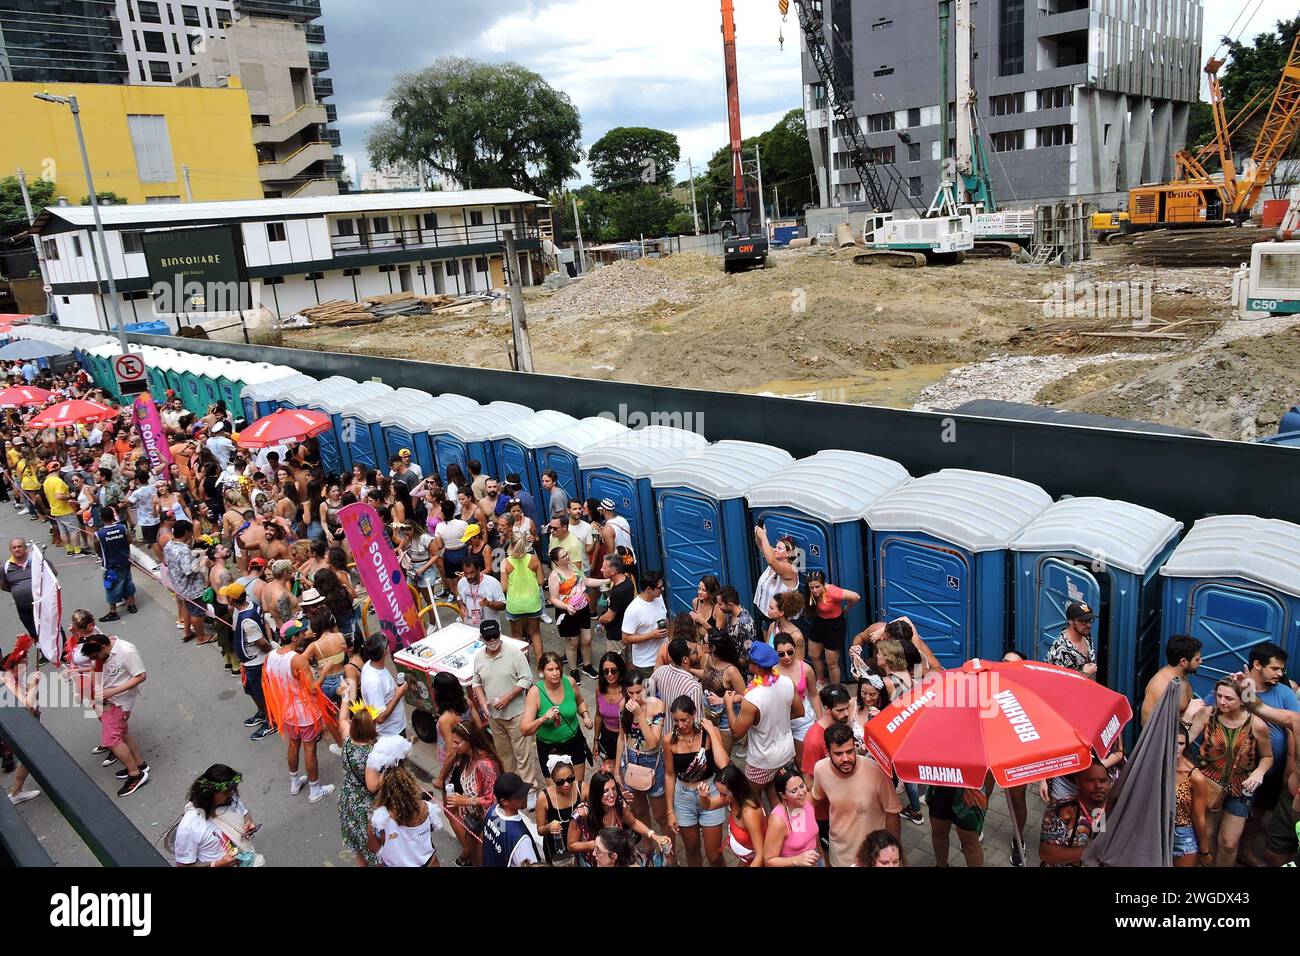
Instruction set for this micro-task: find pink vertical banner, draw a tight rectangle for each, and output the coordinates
[132,392,173,473]
[338,502,421,652]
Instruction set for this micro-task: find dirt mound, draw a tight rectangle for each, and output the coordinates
[535,258,706,320]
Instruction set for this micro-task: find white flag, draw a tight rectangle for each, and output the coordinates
[28,543,62,664]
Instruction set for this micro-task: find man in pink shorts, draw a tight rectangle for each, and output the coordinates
[263,620,335,805]
[81,632,149,797]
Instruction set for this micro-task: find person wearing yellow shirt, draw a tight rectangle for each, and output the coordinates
[43,462,81,555]
[16,455,42,519]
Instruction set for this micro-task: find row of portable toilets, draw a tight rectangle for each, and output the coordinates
[13,326,1300,711]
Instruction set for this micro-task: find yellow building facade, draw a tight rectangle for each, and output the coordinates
[0,80,262,205]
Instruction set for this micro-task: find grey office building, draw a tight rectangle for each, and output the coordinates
[802,0,1203,212]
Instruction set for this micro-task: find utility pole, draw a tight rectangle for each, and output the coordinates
[773,183,781,220]
[182,164,193,202]
[16,168,54,317]
[687,157,701,235]
[34,92,128,353]
[571,193,586,274]
[755,143,767,235]
[502,229,534,373]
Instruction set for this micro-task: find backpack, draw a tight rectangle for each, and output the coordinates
[233,603,267,664]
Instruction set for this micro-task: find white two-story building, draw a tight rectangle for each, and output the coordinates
[34,190,547,331]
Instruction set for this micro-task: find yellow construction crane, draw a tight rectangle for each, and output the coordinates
[1129,31,1300,229]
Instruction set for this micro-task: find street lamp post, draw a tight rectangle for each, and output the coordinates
[33,92,130,354]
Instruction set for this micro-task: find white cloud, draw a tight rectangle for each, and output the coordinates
[475,0,802,183]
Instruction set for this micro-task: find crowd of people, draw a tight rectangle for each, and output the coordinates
[0,356,1296,869]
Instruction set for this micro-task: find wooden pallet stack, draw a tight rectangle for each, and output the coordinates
[296,293,458,327]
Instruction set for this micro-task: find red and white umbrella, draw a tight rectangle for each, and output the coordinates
[237,408,332,448]
[864,659,1133,861]
[25,398,118,429]
[865,658,1132,789]
[0,386,52,407]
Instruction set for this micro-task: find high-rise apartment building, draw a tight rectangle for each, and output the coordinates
[801,0,1203,211]
[0,0,344,187]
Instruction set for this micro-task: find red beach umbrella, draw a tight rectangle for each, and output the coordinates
[237,408,332,448]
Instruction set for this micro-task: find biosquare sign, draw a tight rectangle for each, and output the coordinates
[143,225,251,315]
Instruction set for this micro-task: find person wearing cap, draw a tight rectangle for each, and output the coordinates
[222,582,277,741]
[43,460,81,554]
[725,640,804,803]
[236,557,268,607]
[392,448,423,481]
[472,619,542,792]
[502,473,541,528]
[599,498,636,571]
[481,772,541,867]
[263,618,337,805]
[1047,601,1098,679]
[93,504,136,621]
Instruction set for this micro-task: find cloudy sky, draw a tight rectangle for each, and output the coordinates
[323,0,1298,184]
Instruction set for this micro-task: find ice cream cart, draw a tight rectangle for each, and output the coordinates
[394,621,527,742]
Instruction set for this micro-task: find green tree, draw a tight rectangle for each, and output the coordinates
[366,58,583,196]
[551,185,607,243]
[699,108,811,226]
[755,108,815,215]
[588,127,681,193]
[80,191,127,206]
[0,176,54,240]
[602,184,686,241]
[1183,17,1300,168]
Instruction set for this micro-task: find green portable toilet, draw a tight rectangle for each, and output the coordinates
[210,358,249,412]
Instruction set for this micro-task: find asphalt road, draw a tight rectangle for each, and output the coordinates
[0,502,1043,867]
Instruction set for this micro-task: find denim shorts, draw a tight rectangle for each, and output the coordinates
[104,565,136,605]
[320,672,343,703]
[1172,824,1199,857]
[673,777,727,828]
[1223,791,1254,818]
[623,748,665,798]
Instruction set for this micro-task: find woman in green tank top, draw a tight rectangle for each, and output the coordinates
[500,531,544,660]
[522,652,595,788]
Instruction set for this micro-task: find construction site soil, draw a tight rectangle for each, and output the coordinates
[283,238,1299,441]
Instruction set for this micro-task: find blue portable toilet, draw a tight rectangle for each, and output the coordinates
[340,395,407,471]
[745,450,912,647]
[1010,497,1182,705]
[429,403,535,484]
[312,382,393,473]
[1160,515,1300,697]
[277,377,351,411]
[382,395,479,478]
[535,417,629,502]
[862,469,1052,669]
[578,427,710,568]
[292,381,373,475]
[240,371,313,423]
[490,410,579,497]
[651,441,795,615]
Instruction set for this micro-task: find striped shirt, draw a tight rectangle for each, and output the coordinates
[650,664,703,716]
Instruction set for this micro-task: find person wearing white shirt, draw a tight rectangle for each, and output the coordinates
[207,431,235,470]
[360,635,408,738]
[173,764,255,867]
[621,571,669,678]
[456,555,507,626]
[566,500,593,574]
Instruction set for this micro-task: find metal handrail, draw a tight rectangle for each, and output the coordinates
[252,101,324,130]
[0,699,167,866]
[258,140,330,167]
[329,221,539,254]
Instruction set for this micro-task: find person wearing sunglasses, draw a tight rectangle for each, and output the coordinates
[535,754,581,865]
[438,720,502,867]
[773,632,821,775]
[594,653,628,771]
[568,771,668,867]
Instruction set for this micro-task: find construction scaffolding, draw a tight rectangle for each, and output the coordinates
[1031,200,1094,266]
